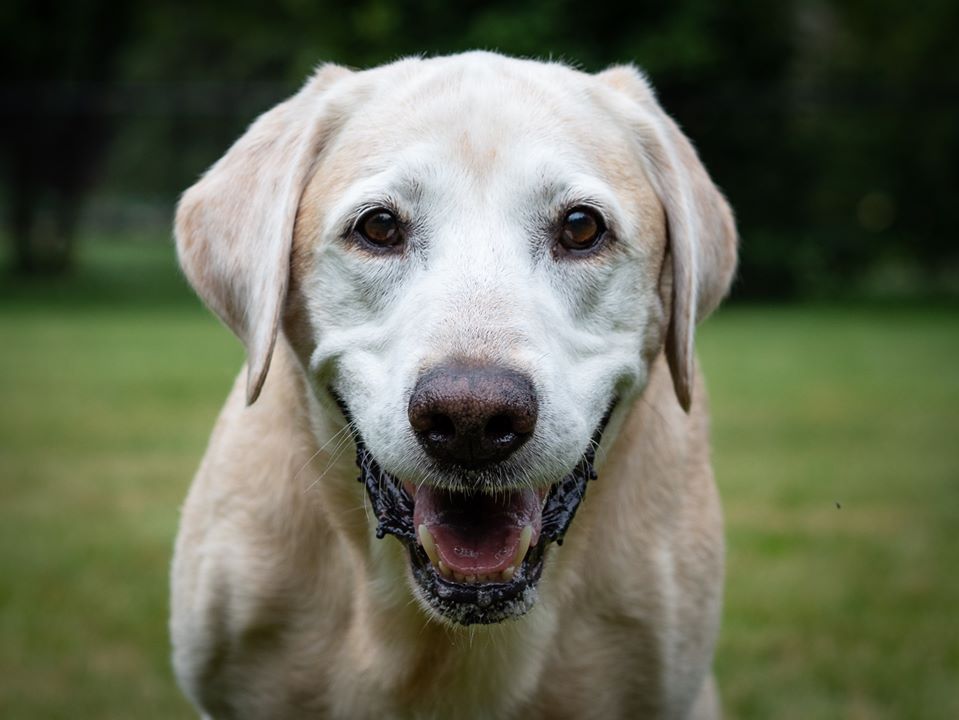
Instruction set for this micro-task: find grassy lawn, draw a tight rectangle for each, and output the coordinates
[700,306,959,719]
[1,240,957,718]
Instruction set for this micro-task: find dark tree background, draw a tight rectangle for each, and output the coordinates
[2,0,957,298]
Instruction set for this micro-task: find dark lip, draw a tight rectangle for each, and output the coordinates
[336,393,614,625]
[408,535,549,625]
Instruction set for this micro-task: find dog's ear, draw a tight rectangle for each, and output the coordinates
[597,66,738,413]
[175,64,351,405]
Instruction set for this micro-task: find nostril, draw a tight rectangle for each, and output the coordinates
[484,414,517,446]
[425,414,455,444]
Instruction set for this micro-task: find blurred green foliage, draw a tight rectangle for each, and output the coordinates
[2,0,958,294]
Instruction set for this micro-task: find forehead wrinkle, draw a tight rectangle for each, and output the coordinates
[312,142,447,227]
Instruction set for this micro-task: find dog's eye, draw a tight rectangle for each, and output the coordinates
[559,207,605,253]
[356,209,402,248]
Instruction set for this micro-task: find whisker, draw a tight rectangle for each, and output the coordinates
[303,426,358,494]
[639,393,679,435]
[292,422,356,485]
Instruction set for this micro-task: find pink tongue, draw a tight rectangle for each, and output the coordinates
[412,485,542,575]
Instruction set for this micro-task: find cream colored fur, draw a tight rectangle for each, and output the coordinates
[172,52,737,720]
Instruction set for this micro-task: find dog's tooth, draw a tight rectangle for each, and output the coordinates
[513,525,533,567]
[476,574,488,583]
[454,572,467,583]
[418,524,440,567]
[501,566,515,582]
[465,575,477,584]
[438,561,453,579]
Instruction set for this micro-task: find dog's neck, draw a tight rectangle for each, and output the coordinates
[339,556,558,714]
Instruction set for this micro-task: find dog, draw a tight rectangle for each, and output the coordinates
[171,51,737,719]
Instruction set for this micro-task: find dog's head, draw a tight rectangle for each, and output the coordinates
[176,53,736,625]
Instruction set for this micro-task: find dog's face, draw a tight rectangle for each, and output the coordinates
[176,53,736,625]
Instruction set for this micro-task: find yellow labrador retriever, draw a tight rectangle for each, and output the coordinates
[172,52,737,720]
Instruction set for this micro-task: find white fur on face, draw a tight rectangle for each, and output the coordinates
[299,53,666,487]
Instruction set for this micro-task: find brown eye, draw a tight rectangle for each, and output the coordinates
[357,209,401,247]
[560,207,605,253]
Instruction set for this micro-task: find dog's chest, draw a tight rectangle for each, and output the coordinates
[228,600,668,720]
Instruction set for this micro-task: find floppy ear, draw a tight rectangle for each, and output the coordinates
[175,63,351,405]
[597,66,738,412]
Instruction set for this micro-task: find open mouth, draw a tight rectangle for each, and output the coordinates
[349,405,612,625]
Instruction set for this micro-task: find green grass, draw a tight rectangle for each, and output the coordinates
[1,241,957,718]
[0,240,242,718]
[700,306,959,719]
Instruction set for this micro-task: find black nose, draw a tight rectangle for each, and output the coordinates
[408,363,538,468]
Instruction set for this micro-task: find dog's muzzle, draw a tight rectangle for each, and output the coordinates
[344,393,614,625]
